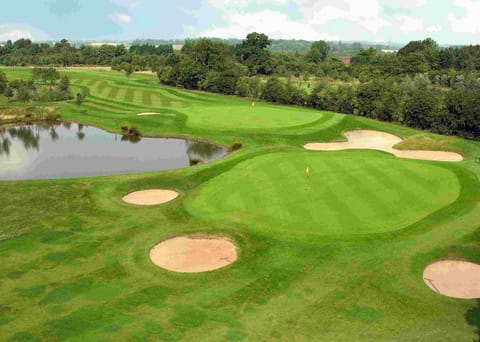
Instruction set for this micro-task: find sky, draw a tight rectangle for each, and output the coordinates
[0,0,479,44]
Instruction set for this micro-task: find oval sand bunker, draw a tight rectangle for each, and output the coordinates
[304,130,463,162]
[423,260,480,299]
[150,236,237,273]
[122,189,179,205]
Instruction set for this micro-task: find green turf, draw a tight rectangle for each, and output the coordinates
[1,67,480,341]
[185,151,460,236]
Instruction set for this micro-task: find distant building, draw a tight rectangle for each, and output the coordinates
[172,44,183,51]
[339,56,352,64]
[381,49,398,54]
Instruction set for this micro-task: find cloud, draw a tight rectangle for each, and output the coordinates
[200,0,391,40]
[201,9,338,40]
[110,11,131,25]
[448,0,480,33]
[426,24,442,33]
[0,29,33,41]
[298,0,391,33]
[394,15,442,34]
[397,16,425,33]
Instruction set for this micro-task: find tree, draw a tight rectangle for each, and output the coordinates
[172,57,203,89]
[181,38,228,71]
[262,78,286,103]
[46,68,60,84]
[403,88,438,129]
[17,87,31,102]
[398,38,439,70]
[307,40,330,63]
[124,64,134,77]
[284,82,307,106]
[236,32,273,75]
[0,71,7,94]
[236,77,262,98]
[59,75,70,92]
[199,62,246,95]
[32,67,61,85]
[4,86,14,100]
[445,90,480,139]
[400,52,429,74]
[76,92,86,105]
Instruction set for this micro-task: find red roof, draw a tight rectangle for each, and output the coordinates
[339,56,351,64]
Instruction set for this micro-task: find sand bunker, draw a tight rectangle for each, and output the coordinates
[137,112,162,116]
[122,189,179,205]
[304,130,463,162]
[423,260,480,299]
[150,235,237,273]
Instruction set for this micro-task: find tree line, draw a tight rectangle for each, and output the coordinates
[2,34,480,140]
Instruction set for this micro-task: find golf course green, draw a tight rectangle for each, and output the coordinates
[1,67,480,341]
[185,151,460,236]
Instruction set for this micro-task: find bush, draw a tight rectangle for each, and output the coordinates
[120,125,141,136]
[230,142,243,151]
[236,77,262,98]
[262,78,286,103]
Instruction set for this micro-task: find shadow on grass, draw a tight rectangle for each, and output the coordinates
[466,299,480,342]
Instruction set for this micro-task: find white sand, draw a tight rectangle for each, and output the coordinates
[137,112,162,116]
[122,189,179,205]
[304,130,463,162]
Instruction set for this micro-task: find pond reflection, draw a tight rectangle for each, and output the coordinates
[0,123,227,180]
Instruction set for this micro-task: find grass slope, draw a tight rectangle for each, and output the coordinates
[1,67,480,341]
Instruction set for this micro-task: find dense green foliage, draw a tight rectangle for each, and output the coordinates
[1,68,480,341]
[1,67,72,103]
[129,44,173,55]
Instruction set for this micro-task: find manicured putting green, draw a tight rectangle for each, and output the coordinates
[185,151,460,235]
[185,103,325,130]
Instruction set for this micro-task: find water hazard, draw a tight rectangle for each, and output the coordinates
[0,122,227,180]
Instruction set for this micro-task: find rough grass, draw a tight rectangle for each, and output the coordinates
[1,67,480,341]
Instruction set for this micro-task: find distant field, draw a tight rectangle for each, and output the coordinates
[1,67,480,341]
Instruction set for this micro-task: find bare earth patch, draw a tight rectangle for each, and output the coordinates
[122,189,179,205]
[304,130,463,162]
[423,260,480,299]
[150,235,237,273]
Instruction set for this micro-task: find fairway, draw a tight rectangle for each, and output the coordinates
[0,68,327,131]
[185,151,460,235]
[2,68,480,341]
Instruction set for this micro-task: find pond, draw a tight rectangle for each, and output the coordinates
[0,122,227,180]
